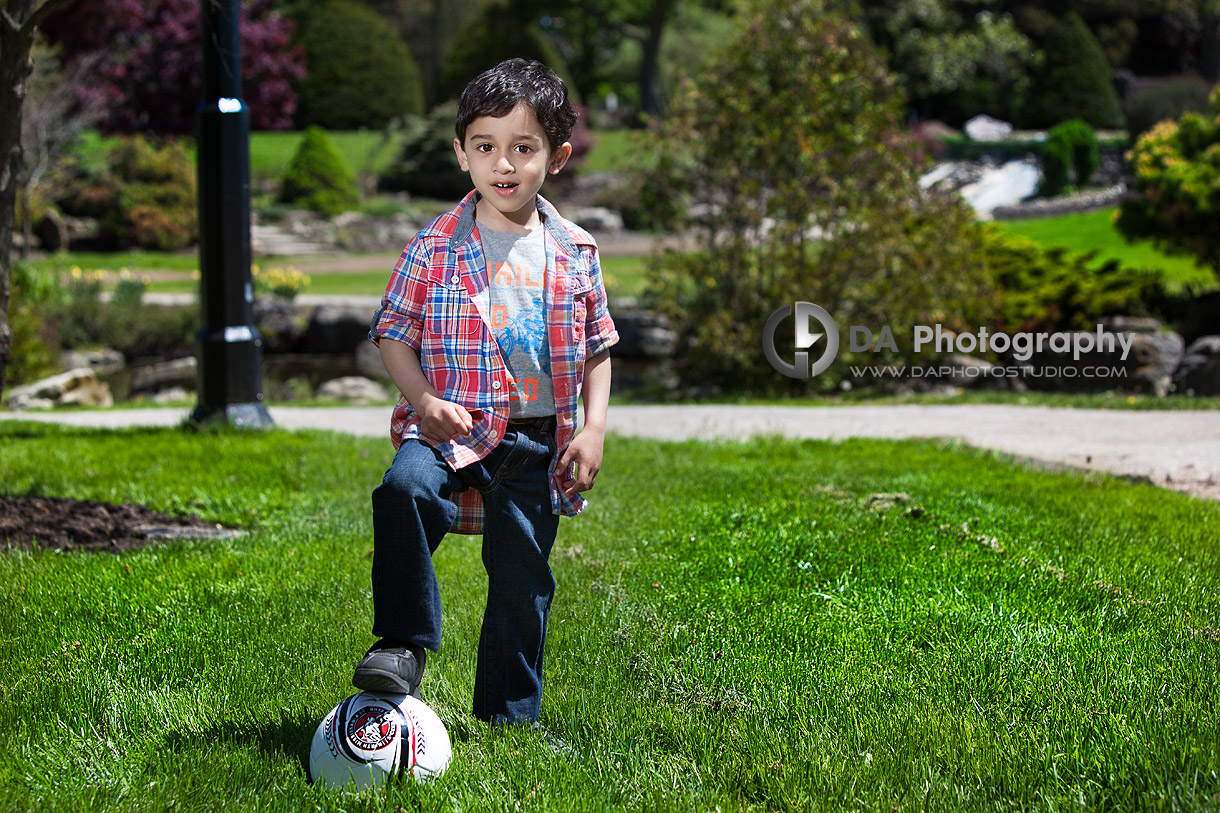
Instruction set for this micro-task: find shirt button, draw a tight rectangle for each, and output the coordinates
[492,380,501,389]
[450,274,460,284]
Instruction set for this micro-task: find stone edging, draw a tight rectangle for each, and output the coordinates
[992,184,1128,220]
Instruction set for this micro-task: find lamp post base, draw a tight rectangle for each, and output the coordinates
[190,401,274,429]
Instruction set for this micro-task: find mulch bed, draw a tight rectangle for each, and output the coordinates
[0,495,240,553]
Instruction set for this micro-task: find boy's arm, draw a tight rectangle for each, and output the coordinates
[381,338,479,442]
[557,349,611,497]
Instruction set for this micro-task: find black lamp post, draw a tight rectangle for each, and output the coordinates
[192,0,273,428]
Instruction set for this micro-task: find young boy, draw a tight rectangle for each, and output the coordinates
[355,58,618,727]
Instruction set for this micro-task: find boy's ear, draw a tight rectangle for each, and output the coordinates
[454,138,470,172]
[548,142,573,175]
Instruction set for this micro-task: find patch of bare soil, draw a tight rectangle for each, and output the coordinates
[0,495,240,553]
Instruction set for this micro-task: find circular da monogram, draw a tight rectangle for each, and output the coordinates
[347,704,397,751]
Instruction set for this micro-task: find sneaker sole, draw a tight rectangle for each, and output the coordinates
[352,668,421,699]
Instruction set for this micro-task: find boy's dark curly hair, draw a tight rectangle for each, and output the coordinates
[456,58,578,154]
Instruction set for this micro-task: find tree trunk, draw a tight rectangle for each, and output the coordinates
[637,0,675,121]
[0,0,72,406]
[0,7,32,406]
[1200,2,1220,83]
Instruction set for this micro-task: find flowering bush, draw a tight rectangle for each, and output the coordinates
[1117,87,1220,282]
[252,264,311,300]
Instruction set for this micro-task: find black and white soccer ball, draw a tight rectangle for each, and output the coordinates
[308,692,451,790]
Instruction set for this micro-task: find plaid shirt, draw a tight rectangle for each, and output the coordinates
[369,191,619,534]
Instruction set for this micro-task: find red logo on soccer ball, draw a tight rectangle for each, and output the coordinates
[347,705,396,751]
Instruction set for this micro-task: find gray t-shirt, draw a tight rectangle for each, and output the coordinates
[480,225,555,419]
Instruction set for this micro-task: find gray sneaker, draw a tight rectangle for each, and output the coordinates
[352,641,426,698]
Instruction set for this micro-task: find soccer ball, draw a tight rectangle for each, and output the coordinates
[308,692,452,790]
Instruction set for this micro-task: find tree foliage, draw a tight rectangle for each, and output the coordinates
[506,0,738,119]
[293,0,424,129]
[860,0,1038,125]
[40,0,304,134]
[647,0,990,393]
[439,1,577,102]
[1117,87,1220,280]
[1020,11,1125,130]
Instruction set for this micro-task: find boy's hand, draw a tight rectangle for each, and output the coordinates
[557,426,605,497]
[417,394,482,443]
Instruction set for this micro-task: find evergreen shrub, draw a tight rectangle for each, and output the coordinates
[379,102,471,201]
[95,137,198,251]
[279,126,360,217]
[978,226,1164,335]
[1038,119,1099,196]
[1020,12,1125,130]
[294,0,425,129]
[1124,75,1214,140]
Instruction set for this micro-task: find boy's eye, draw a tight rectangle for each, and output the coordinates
[514,144,533,154]
[476,143,493,153]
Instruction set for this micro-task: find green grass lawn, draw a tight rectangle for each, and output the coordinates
[57,253,649,301]
[1,423,1217,810]
[77,127,631,185]
[581,129,649,174]
[998,208,1216,293]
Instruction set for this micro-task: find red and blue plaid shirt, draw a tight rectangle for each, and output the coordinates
[369,191,619,533]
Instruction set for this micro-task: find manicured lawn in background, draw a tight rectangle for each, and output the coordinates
[246,130,405,182]
[26,252,652,301]
[998,208,1216,293]
[580,129,648,174]
[1,423,1216,810]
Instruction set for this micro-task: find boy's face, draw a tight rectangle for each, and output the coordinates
[454,103,572,233]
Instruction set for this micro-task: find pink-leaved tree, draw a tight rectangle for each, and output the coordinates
[41,0,304,134]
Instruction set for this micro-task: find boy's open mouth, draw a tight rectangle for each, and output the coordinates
[492,182,519,196]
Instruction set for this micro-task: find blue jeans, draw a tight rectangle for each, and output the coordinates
[370,422,560,725]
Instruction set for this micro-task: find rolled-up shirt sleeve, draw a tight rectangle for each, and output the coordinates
[369,238,430,351]
[582,247,619,358]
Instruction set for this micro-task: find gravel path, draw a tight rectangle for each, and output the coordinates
[4,404,1217,501]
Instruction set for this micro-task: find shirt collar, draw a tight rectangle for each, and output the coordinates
[452,190,579,256]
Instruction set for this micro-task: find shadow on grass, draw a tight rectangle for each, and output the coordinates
[167,713,318,780]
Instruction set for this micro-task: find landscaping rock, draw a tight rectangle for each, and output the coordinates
[34,210,68,252]
[329,211,421,252]
[302,304,375,354]
[991,183,1127,220]
[253,294,305,353]
[925,354,1022,391]
[566,206,625,232]
[610,306,676,358]
[150,386,192,404]
[964,114,1014,141]
[5,368,113,410]
[1173,291,1220,345]
[354,340,387,379]
[59,347,126,377]
[129,357,197,394]
[1172,336,1220,396]
[316,376,390,404]
[1020,316,1184,396]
